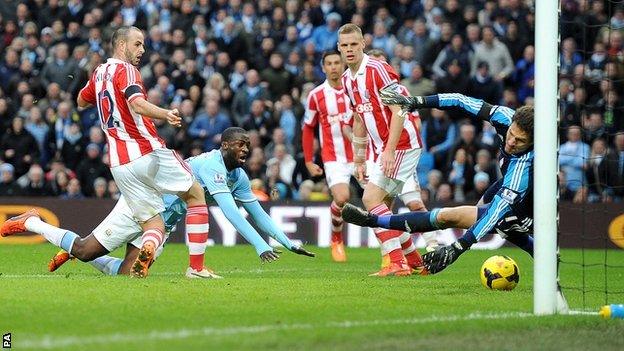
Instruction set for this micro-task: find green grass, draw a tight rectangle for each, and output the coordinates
[1,244,623,350]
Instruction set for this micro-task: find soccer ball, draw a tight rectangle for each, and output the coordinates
[480,255,520,291]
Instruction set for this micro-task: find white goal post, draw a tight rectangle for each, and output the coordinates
[533,0,559,315]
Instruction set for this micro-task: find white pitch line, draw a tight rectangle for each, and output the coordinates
[17,312,534,349]
[0,267,365,279]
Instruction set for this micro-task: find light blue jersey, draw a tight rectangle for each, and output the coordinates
[160,150,295,255]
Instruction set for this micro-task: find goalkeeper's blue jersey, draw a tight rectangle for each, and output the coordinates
[435,94,534,239]
[160,150,257,232]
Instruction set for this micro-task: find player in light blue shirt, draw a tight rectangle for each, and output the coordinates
[10,128,314,278]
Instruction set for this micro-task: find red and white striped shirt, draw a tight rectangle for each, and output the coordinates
[79,58,165,167]
[341,54,422,160]
[302,81,353,163]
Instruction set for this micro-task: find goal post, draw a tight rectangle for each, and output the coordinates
[533,0,560,315]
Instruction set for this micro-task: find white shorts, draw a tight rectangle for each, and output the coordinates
[92,195,170,252]
[324,161,354,188]
[111,148,193,222]
[368,148,421,197]
[399,173,422,205]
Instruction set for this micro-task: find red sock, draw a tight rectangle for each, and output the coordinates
[141,228,164,249]
[330,201,344,243]
[186,205,209,271]
[399,232,423,267]
[370,204,404,264]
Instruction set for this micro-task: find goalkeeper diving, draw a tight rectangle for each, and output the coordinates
[342,90,535,274]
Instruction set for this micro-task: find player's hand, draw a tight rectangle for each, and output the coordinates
[379,85,422,112]
[380,149,396,178]
[166,108,182,127]
[354,161,367,185]
[260,249,280,263]
[290,245,315,257]
[305,162,323,177]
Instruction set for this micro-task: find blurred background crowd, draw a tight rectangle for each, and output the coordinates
[0,0,622,203]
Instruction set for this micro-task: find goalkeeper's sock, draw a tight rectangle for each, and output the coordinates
[25,217,75,248]
[506,235,534,257]
[376,208,442,233]
[186,205,209,271]
[371,204,405,264]
[89,255,122,275]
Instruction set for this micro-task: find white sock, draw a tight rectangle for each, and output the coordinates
[25,217,71,247]
[422,231,440,247]
[89,256,122,275]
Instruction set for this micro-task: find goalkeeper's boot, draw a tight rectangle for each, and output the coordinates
[131,241,156,278]
[422,242,466,274]
[341,203,377,227]
[48,250,74,272]
[369,259,412,277]
[0,208,40,237]
[185,266,223,279]
[331,234,347,262]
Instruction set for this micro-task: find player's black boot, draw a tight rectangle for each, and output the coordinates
[422,241,468,274]
[341,203,377,227]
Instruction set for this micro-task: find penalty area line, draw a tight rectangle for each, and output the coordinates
[18,312,534,349]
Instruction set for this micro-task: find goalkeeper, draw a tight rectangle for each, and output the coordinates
[342,92,535,274]
[1,128,315,278]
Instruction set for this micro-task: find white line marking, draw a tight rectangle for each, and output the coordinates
[0,267,365,279]
[17,312,534,349]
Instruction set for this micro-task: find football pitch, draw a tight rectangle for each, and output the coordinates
[1,244,623,351]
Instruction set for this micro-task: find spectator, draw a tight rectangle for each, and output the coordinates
[241,99,273,145]
[436,183,453,202]
[426,169,443,199]
[401,64,436,97]
[75,143,110,197]
[474,149,501,183]
[471,26,514,83]
[107,179,121,200]
[267,144,296,186]
[370,21,398,59]
[60,178,84,199]
[261,52,294,100]
[250,178,270,201]
[434,59,469,96]
[0,116,39,176]
[466,172,490,202]
[432,34,472,78]
[40,43,79,93]
[231,70,270,125]
[0,163,21,196]
[421,108,457,169]
[559,126,590,194]
[311,12,341,53]
[448,123,484,169]
[514,45,535,104]
[188,99,231,152]
[17,164,52,196]
[93,177,108,199]
[468,61,502,105]
[447,148,475,202]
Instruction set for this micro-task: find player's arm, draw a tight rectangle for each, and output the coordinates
[212,192,278,261]
[242,200,315,257]
[77,74,96,109]
[352,112,368,183]
[129,97,181,127]
[302,91,323,176]
[381,103,406,177]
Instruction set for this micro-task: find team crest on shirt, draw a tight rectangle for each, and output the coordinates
[214,173,226,184]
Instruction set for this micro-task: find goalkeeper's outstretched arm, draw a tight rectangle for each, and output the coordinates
[380,89,495,123]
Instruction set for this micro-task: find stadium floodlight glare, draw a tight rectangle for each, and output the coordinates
[533,0,559,315]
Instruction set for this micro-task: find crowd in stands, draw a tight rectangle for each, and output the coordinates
[0,0,622,203]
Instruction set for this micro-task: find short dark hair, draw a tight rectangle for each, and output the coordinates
[321,50,341,65]
[512,105,534,141]
[111,26,141,48]
[222,127,247,142]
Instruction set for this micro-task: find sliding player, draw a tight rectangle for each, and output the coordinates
[338,24,425,276]
[1,128,315,277]
[342,92,535,274]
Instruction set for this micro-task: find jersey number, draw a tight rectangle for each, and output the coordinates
[98,90,117,129]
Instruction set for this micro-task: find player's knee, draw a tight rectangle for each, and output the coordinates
[71,241,96,262]
[181,181,205,205]
[333,192,350,206]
